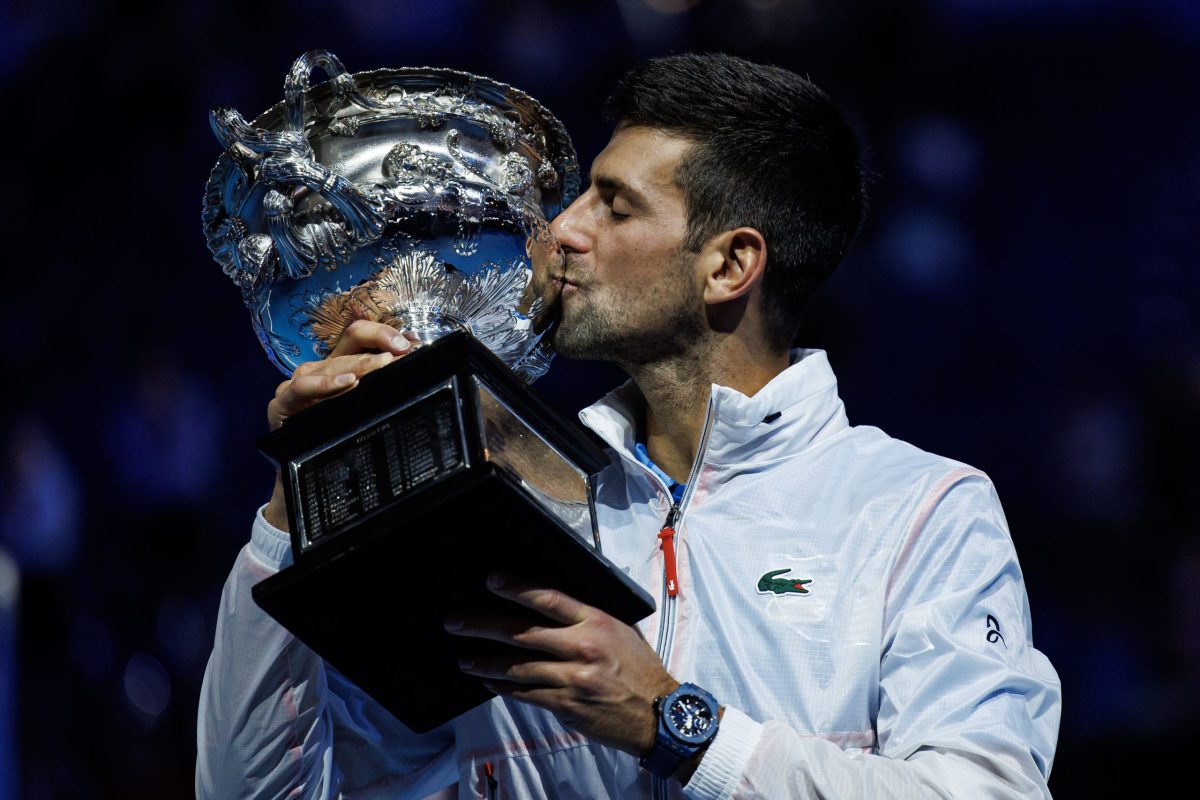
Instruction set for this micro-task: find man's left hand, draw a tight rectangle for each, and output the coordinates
[445,573,678,756]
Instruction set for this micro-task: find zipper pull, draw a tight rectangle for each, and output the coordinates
[484,761,497,799]
[658,503,681,597]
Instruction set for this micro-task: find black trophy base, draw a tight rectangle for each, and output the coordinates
[250,331,655,733]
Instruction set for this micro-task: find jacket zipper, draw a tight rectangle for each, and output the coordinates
[650,397,718,799]
[651,397,717,667]
[578,397,719,799]
[651,501,680,676]
[484,761,497,800]
[657,504,681,598]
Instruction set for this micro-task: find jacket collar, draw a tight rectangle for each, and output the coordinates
[577,348,849,470]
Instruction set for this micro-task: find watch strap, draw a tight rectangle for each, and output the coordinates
[641,717,691,777]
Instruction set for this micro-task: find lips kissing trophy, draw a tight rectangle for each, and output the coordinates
[202,50,653,731]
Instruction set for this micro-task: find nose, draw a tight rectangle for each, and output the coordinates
[548,189,593,256]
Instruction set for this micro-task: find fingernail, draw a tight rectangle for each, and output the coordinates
[444,615,463,631]
[375,352,394,366]
[390,335,411,352]
[487,573,506,590]
[458,658,474,670]
[334,373,356,387]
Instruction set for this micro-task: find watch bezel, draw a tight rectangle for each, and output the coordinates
[662,691,717,744]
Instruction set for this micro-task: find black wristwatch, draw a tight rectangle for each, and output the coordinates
[640,682,720,779]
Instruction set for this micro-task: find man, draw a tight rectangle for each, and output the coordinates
[198,53,1061,798]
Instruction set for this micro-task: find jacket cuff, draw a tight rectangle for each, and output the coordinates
[250,504,294,570]
[683,705,762,800]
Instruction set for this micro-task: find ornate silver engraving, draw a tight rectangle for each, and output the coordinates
[499,153,534,196]
[295,249,539,365]
[382,142,456,185]
[202,49,579,379]
[328,117,362,137]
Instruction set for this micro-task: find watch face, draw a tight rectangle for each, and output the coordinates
[666,694,714,743]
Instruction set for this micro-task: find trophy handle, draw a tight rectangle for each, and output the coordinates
[207,51,393,281]
[264,189,356,277]
[284,49,387,134]
[258,156,387,247]
[210,106,312,164]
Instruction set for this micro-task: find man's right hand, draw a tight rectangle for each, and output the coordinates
[263,320,418,531]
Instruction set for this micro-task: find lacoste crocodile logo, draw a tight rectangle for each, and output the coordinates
[757,569,812,596]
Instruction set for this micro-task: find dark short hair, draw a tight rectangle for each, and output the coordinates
[603,52,867,349]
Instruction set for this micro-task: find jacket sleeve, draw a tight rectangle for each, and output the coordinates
[683,474,1062,800]
[196,506,457,800]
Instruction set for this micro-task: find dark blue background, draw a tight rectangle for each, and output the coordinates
[1,1,1197,796]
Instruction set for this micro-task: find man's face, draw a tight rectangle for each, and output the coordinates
[535,126,706,367]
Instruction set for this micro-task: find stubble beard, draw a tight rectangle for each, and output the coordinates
[551,249,706,368]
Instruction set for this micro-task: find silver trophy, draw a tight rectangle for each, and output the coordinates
[202,50,653,732]
[202,48,579,380]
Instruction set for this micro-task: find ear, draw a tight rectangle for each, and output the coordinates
[700,227,768,305]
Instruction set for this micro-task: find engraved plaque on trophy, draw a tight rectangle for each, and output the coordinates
[202,50,654,732]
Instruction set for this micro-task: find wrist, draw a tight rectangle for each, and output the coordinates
[672,705,724,785]
[264,473,290,532]
[639,678,681,756]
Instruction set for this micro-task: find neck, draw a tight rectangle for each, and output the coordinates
[625,336,789,485]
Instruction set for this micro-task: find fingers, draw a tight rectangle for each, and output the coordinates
[264,322,416,430]
[267,351,396,429]
[443,575,602,660]
[483,573,590,626]
[457,654,572,689]
[459,677,597,733]
[444,610,571,657]
[329,319,416,358]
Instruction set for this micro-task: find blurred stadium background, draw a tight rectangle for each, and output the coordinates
[1,0,1197,796]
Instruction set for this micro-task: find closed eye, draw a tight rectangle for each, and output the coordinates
[602,193,631,221]
[589,172,644,221]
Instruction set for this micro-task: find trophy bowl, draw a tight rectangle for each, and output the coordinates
[202,49,580,381]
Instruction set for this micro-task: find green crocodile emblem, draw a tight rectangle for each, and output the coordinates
[757,569,812,596]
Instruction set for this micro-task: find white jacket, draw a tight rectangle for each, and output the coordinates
[197,349,1061,799]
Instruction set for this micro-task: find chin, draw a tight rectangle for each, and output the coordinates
[550,328,602,361]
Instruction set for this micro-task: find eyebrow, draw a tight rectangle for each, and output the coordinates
[589,172,650,209]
